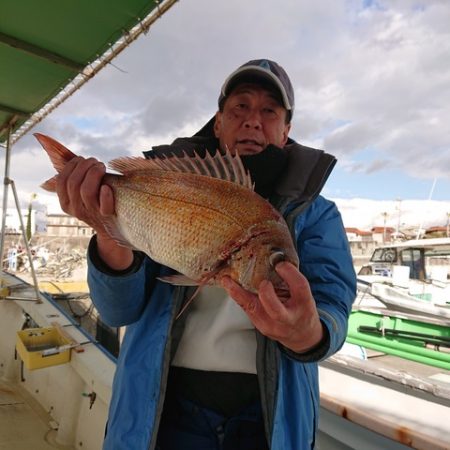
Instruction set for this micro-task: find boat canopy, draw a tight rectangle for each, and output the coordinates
[0,0,177,144]
[0,0,177,285]
[374,237,450,252]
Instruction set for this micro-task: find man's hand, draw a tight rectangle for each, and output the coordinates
[56,156,133,270]
[221,262,324,353]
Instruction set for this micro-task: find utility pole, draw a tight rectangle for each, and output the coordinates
[26,193,37,242]
[382,212,388,243]
[395,198,402,237]
[416,178,437,240]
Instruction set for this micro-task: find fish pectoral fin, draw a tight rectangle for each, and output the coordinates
[100,217,139,250]
[171,268,221,320]
[175,285,204,320]
[157,274,200,286]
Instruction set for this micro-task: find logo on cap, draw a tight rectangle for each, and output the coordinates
[258,60,271,71]
[218,59,295,119]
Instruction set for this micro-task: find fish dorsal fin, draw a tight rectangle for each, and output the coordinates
[108,148,253,190]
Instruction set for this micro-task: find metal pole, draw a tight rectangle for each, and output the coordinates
[395,198,402,238]
[0,126,41,303]
[382,212,387,244]
[9,179,42,303]
[416,178,437,240]
[0,127,12,268]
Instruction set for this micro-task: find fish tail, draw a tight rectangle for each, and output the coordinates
[34,133,78,193]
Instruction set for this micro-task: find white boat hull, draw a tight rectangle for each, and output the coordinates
[0,271,113,449]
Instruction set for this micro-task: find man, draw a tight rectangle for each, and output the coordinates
[56,59,356,449]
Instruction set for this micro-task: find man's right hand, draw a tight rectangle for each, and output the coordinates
[56,156,134,270]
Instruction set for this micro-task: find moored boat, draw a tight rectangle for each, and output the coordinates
[357,238,450,322]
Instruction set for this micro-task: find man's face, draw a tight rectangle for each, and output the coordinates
[214,83,291,155]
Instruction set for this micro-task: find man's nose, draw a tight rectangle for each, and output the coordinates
[243,109,262,129]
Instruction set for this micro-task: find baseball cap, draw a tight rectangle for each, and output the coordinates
[218,59,295,119]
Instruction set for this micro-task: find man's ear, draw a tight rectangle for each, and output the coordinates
[213,111,222,138]
[281,123,291,146]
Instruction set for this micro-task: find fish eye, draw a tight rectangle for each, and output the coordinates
[269,250,285,268]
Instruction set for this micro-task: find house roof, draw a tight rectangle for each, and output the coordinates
[371,226,395,233]
[345,228,373,236]
[425,226,448,233]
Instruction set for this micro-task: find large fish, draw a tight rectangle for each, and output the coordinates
[34,133,299,295]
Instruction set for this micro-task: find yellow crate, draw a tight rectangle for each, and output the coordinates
[16,327,72,370]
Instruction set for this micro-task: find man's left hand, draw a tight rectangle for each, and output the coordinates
[221,262,324,353]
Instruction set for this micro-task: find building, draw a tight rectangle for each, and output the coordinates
[371,226,396,244]
[345,228,375,256]
[1,208,93,239]
[0,208,41,235]
[46,213,94,237]
[424,226,448,238]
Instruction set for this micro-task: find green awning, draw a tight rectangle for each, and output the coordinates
[0,0,177,144]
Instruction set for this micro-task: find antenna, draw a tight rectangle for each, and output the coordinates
[416,178,437,239]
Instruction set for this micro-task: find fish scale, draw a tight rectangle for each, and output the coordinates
[110,173,252,278]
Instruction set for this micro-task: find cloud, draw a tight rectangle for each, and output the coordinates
[2,0,449,216]
[334,197,450,230]
[365,158,393,174]
[286,1,450,181]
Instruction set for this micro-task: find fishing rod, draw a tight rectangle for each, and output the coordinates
[358,325,450,349]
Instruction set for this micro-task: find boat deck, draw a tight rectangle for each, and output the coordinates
[320,348,450,450]
[366,348,450,378]
[0,379,74,450]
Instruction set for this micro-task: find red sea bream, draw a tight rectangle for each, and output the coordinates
[35,133,299,293]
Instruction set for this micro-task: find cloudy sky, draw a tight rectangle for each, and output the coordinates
[3,0,450,230]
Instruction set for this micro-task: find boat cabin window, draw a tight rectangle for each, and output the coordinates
[399,248,425,280]
[371,248,397,263]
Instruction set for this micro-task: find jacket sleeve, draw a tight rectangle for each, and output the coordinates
[285,195,356,362]
[86,236,161,327]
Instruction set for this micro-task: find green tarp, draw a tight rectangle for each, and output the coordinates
[0,0,173,143]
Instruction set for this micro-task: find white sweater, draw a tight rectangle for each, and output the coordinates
[172,286,257,374]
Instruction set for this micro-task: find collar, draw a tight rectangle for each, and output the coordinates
[241,145,288,198]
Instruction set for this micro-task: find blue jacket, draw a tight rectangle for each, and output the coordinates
[88,139,356,449]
